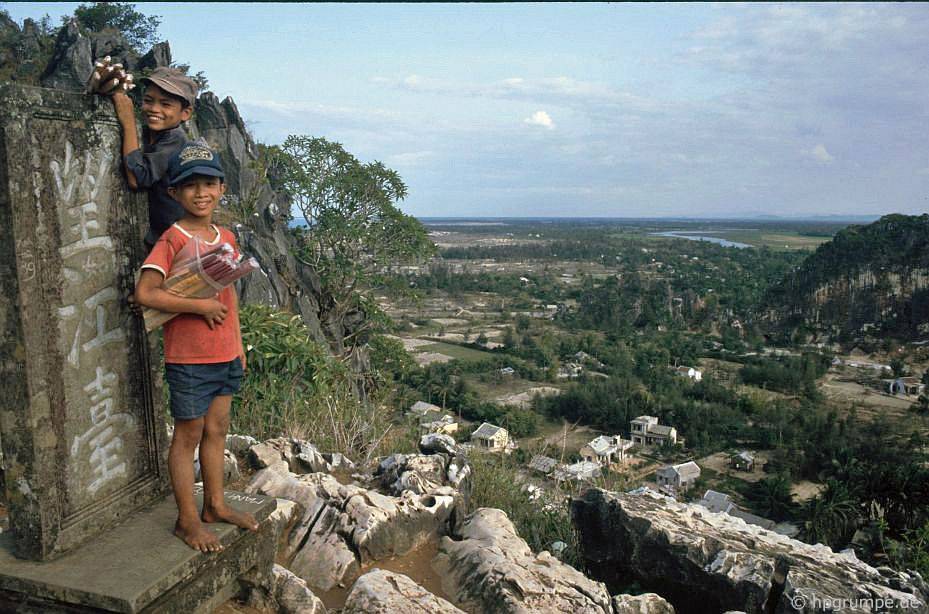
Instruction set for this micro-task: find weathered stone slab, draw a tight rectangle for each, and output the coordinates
[0,489,277,613]
[0,83,168,560]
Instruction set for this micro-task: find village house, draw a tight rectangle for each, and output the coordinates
[580,435,634,467]
[419,414,458,436]
[573,351,605,369]
[696,490,776,531]
[528,455,559,475]
[409,400,442,421]
[629,416,678,447]
[557,362,584,379]
[730,451,755,472]
[886,376,926,396]
[656,461,701,496]
[497,366,516,377]
[471,422,511,453]
[674,366,703,382]
[553,460,601,483]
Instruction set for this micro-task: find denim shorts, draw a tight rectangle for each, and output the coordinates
[164,358,243,420]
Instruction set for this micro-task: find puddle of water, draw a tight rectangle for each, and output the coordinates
[317,539,452,610]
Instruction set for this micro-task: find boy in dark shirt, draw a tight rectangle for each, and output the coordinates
[106,67,199,250]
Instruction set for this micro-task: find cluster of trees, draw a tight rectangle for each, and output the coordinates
[739,353,831,398]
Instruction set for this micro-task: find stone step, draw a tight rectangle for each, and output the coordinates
[0,490,276,613]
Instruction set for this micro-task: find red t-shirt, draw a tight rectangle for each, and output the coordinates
[142,223,243,364]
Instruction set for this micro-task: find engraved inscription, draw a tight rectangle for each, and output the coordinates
[50,140,136,502]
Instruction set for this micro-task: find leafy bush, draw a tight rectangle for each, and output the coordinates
[468,454,580,567]
[233,304,402,460]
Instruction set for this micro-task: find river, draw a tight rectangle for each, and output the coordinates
[651,231,751,249]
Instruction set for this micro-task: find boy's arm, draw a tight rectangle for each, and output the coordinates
[135,269,229,330]
[111,91,140,190]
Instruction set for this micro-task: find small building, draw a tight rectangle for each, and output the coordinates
[630,416,678,447]
[656,461,701,496]
[574,351,605,369]
[553,460,601,483]
[675,366,703,382]
[409,400,442,421]
[580,435,634,467]
[528,455,558,475]
[696,489,776,530]
[557,362,583,379]
[420,414,458,436]
[471,422,510,452]
[887,377,925,396]
[730,451,755,472]
[497,366,516,377]
[697,489,734,514]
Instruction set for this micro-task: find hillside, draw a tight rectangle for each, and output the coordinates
[761,214,929,342]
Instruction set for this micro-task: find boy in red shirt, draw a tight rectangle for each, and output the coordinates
[135,142,258,552]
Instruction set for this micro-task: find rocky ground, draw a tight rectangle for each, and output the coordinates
[213,434,927,614]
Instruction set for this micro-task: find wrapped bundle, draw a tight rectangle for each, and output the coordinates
[86,55,135,95]
[143,237,259,332]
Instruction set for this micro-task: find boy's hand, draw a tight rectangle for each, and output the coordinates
[87,56,135,96]
[198,299,228,330]
[239,351,247,373]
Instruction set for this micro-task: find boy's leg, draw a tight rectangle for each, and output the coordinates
[200,394,258,531]
[170,418,223,552]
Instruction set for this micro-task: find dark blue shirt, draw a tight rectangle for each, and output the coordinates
[124,125,187,247]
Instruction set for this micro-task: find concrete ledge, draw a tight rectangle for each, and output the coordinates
[0,490,276,613]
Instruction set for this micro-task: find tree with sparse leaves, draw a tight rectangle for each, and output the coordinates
[270,136,435,351]
[72,2,161,50]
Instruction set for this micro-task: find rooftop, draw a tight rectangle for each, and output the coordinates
[472,422,506,439]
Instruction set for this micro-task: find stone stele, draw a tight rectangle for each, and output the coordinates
[0,82,169,561]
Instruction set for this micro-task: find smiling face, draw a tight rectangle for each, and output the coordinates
[141,84,192,131]
[168,175,226,222]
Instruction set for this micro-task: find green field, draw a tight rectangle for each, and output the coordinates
[645,229,830,251]
[709,230,831,251]
[420,341,493,361]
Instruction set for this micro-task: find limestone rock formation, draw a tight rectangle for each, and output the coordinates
[245,564,328,614]
[246,448,465,594]
[612,594,676,614]
[572,488,929,614]
[434,507,614,613]
[342,569,465,614]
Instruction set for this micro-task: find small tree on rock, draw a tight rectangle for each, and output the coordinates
[72,2,161,50]
[271,135,435,351]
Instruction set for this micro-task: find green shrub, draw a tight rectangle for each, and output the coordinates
[468,454,580,567]
[233,304,399,460]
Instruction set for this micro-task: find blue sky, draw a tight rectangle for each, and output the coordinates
[6,3,929,218]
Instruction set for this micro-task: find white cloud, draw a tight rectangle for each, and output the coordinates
[524,110,555,129]
[809,144,835,164]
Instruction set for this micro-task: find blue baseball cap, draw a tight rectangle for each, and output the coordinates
[168,141,225,186]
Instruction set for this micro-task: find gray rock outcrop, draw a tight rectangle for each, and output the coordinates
[246,454,464,594]
[342,569,465,613]
[572,488,929,614]
[245,564,328,614]
[613,594,676,614]
[434,507,614,613]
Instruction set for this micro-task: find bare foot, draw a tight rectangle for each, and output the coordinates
[202,504,259,532]
[174,518,224,552]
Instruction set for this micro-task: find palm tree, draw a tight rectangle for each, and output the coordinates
[752,474,795,521]
[803,479,860,547]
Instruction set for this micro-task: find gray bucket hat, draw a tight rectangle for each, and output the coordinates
[140,67,198,107]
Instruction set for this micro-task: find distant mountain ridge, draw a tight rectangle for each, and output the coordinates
[761,214,929,342]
